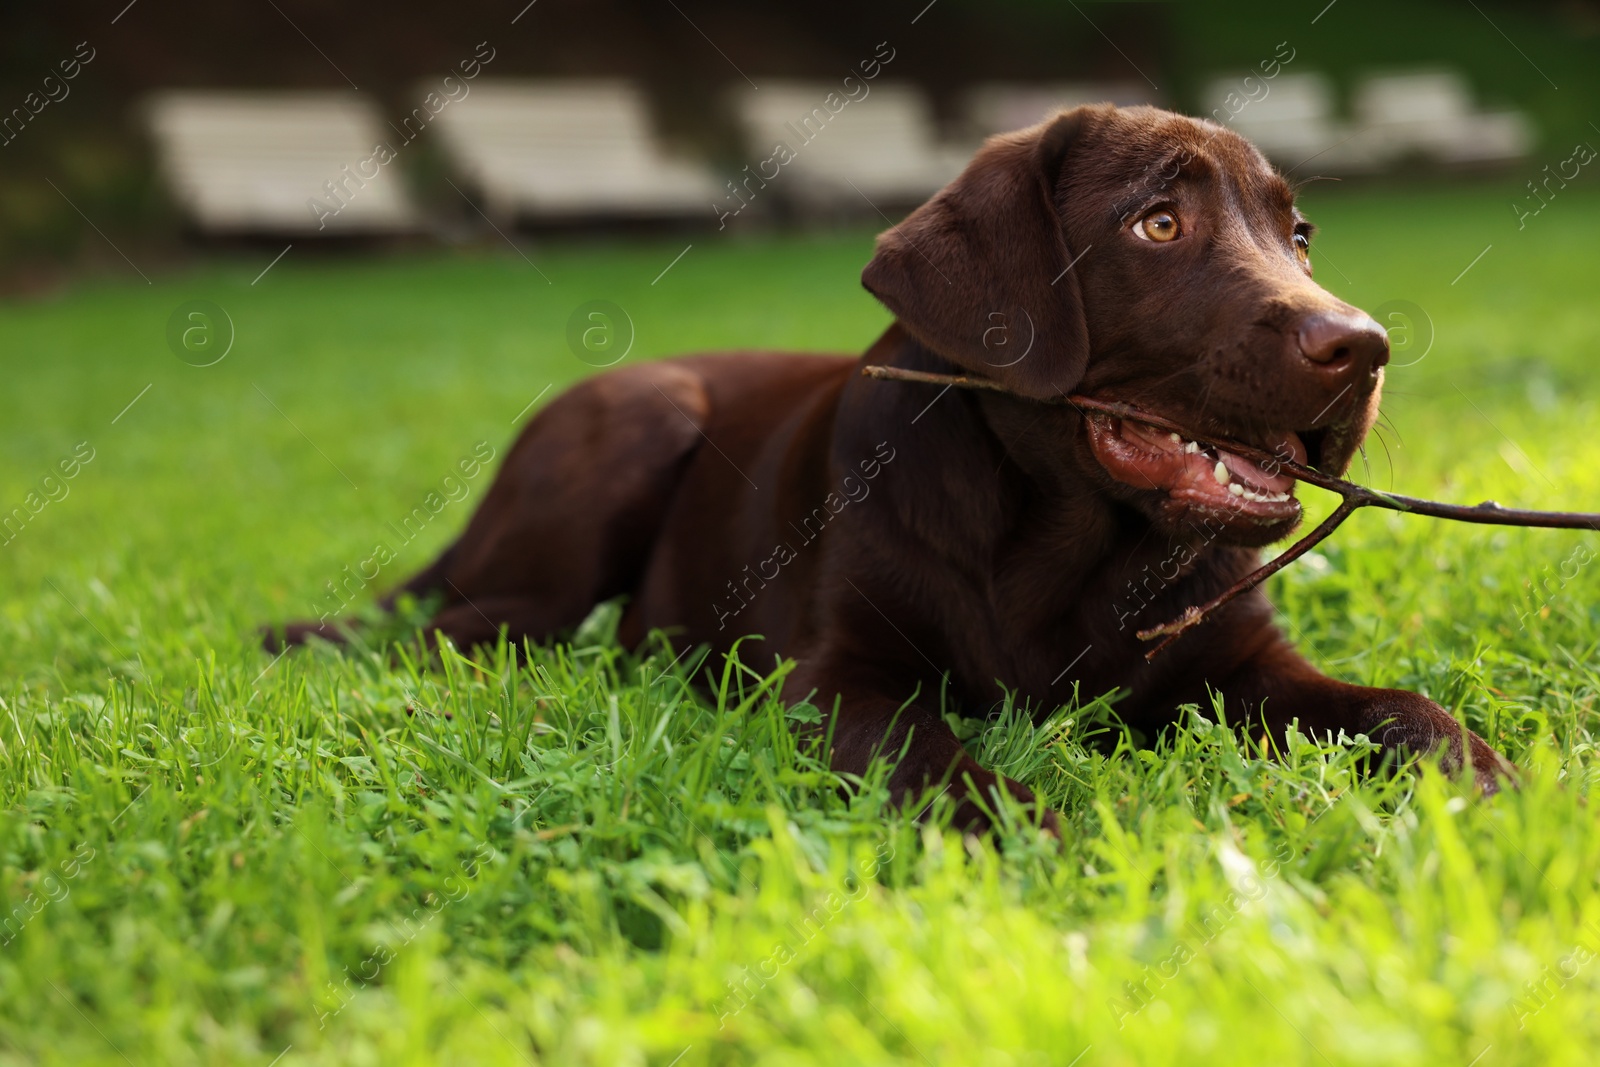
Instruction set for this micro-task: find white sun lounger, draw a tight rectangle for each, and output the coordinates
[1198,72,1381,175]
[144,91,419,235]
[1350,69,1533,166]
[427,79,721,220]
[729,81,963,212]
[962,82,1157,139]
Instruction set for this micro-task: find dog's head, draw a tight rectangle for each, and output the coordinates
[862,104,1388,547]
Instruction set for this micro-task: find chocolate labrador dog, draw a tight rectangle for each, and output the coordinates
[270,104,1513,829]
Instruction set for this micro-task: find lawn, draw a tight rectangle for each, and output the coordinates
[2,180,1600,1066]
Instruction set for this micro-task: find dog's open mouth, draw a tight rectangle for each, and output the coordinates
[1085,409,1319,526]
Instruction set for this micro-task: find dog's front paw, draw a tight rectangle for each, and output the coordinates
[1464,730,1518,795]
[1364,688,1515,795]
[259,619,346,653]
[943,762,1061,840]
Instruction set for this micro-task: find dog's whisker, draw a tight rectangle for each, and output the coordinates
[1370,424,1398,489]
[1377,411,1406,449]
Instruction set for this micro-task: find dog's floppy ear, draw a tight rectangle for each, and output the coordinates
[861,107,1096,400]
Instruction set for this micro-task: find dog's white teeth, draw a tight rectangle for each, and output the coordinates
[1232,486,1294,504]
[1168,432,1181,444]
[1184,440,1200,454]
[1213,461,1231,485]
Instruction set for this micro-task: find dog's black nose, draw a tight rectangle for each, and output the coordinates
[1297,310,1390,371]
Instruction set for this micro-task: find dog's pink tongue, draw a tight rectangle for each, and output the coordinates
[1218,448,1295,493]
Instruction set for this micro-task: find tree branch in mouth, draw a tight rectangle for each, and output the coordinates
[861,364,1600,660]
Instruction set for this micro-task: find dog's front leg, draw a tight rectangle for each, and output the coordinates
[789,658,1061,835]
[1219,637,1515,793]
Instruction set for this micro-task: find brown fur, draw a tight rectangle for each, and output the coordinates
[268,105,1513,831]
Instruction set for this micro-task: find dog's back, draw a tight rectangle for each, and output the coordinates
[270,351,854,658]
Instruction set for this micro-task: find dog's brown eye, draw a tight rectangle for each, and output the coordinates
[1293,232,1311,263]
[1134,208,1180,243]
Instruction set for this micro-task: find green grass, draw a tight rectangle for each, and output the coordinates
[3,181,1600,1066]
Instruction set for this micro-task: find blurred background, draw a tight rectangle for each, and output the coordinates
[3,0,1598,288]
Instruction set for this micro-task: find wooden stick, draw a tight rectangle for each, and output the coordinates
[861,364,1600,659]
[861,364,1021,396]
